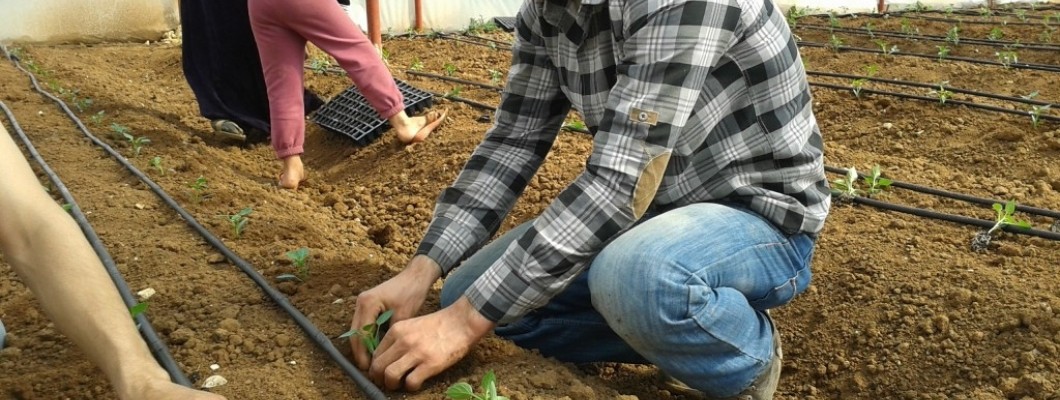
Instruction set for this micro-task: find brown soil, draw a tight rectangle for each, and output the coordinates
[2,8,1060,400]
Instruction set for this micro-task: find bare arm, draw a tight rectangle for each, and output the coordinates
[0,124,223,400]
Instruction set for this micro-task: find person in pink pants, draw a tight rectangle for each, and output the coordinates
[249,0,447,190]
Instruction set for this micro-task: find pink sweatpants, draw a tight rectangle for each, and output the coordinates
[248,0,405,159]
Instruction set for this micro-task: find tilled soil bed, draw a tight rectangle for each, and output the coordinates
[2,7,1060,399]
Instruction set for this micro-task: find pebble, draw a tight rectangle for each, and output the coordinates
[210,364,220,371]
[882,122,894,129]
[207,254,226,264]
[201,375,227,389]
[137,288,156,301]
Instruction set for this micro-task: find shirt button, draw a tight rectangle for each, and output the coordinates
[638,112,649,121]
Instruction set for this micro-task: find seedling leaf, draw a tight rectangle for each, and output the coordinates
[445,383,475,400]
[129,302,149,319]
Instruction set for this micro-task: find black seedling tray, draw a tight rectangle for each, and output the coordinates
[493,16,518,32]
[310,79,434,146]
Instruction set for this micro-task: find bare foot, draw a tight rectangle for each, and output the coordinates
[390,109,449,144]
[278,155,307,190]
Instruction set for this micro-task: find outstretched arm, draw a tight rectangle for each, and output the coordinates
[0,124,224,400]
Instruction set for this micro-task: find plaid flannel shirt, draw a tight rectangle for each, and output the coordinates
[416,0,831,324]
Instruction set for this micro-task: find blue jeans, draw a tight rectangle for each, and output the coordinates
[440,202,816,398]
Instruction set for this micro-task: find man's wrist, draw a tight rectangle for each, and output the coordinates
[452,296,496,339]
[405,254,443,282]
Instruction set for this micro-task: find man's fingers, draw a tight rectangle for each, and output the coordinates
[382,355,419,391]
[403,362,440,391]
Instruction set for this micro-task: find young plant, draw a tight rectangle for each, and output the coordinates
[863,22,875,38]
[338,310,394,354]
[987,27,1005,41]
[110,122,130,140]
[932,81,953,105]
[936,45,951,61]
[308,56,332,74]
[89,110,106,126]
[971,200,1032,252]
[945,26,960,46]
[488,69,503,86]
[830,167,863,202]
[1015,9,1028,23]
[188,176,208,204]
[277,247,310,281]
[1040,27,1055,43]
[150,156,164,175]
[446,370,508,400]
[872,39,889,54]
[828,12,840,30]
[443,62,458,76]
[123,132,150,157]
[446,85,464,98]
[785,5,807,29]
[861,164,892,197]
[1025,94,1052,129]
[466,17,498,34]
[563,119,587,131]
[828,34,844,52]
[409,57,425,71]
[978,6,993,18]
[995,47,1019,68]
[900,18,917,38]
[220,207,253,238]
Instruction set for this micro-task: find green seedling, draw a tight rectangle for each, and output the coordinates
[851,64,878,99]
[129,301,149,319]
[945,26,960,46]
[409,57,425,71]
[446,370,508,400]
[488,69,503,86]
[910,0,930,14]
[936,45,951,61]
[1015,9,1028,22]
[466,17,499,34]
[563,120,587,131]
[188,176,208,204]
[220,207,253,238]
[150,156,164,175]
[861,165,892,197]
[932,81,953,105]
[785,5,807,29]
[1028,101,1052,130]
[1040,27,1055,43]
[73,97,93,113]
[863,22,875,38]
[61,203,73,213]
[277,247,310,282]
[987,27,1005,41]
[828,34,843,52]
[443,62,458,76]
[971,200,1032,252]
[978,6,992,18]
[308,56,332,74]
[123,132,150,157]
[90,110,106,126]
[944,5,954,17]
[995,47,1018,68]
[872,39,889,54]
[830,167,863,202]
[900,18,917,37]
[446,86,464,98]
[828,12,840,30]
[338,309,393,354]
[110,122,130,140]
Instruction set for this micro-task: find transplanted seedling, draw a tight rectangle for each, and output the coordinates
[945,26,960,46]
[1021,91,1052,129]
[188,176,208,204]
[563,119,587,132]
[90,110,106,126]
[851,64,878,99]
[129,301,149,328]
[150,156,164,175]
[931,81,953,105]
[338,309,393,354]
[220,207,253,238]
[277,247,310,282]
[861,164,892,198]
[936,45,951,62]
[830,167,863,202]
[123,132,150,157]
[446,370,509,400]
[971,200,1032,252]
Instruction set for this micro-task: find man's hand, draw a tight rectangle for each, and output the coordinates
[350,255,442,369]
[368,296,496,391]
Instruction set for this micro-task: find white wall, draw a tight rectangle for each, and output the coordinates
[1,0,1056,43]
[0,0,177,42]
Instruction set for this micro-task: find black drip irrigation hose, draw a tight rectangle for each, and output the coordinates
[824,165,1060,220]
[881,13,1058,26]
[808,80,1060,122]
[807,70,1060,108]
[0,102,191,386]
[797,24,1060,51]
[1,46,389,400]
[798,41,1060,73]
[844,194,1060,241]
[437,33,512,50]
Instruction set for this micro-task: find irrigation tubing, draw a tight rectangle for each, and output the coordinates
[824,165,1060,220]
[436,33,511,50]
[845,195,1060,241]
[808,80,1060,122]
[796,24,1060,51]
[880,13,1058,26]
[2,46,389,400]
[0,102,192,386]
[806,70,1060,108]
[798,41,1060,73]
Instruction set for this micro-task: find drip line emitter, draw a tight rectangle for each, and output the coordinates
[2,45,389,400]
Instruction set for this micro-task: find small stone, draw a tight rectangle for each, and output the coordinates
[882,122,894,129]
[134,203,145,210]
[137,288,156,301]
[210,364,220,371]
[206,254,226,264]
[200,375,227,389]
